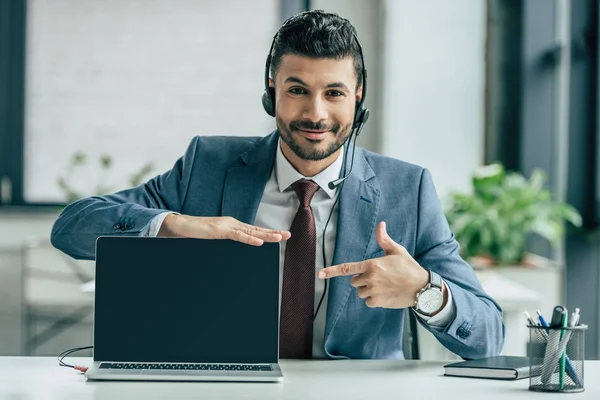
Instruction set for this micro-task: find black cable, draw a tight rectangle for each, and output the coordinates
[313,130,357,320]
[57,345,93,369]
[313,189,341,320]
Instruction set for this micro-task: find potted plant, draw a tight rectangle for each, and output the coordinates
[444,163,582,267]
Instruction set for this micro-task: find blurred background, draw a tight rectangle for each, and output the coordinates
[0,0,598,360]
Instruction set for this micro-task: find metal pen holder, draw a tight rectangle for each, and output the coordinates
[527,325,587,393]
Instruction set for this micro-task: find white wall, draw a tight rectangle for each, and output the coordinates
[24,0,279,203]
[381,0,487,198]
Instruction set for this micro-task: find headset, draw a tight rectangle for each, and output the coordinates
[261,20,371,321]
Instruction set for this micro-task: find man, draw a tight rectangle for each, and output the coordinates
[51,10,504,360]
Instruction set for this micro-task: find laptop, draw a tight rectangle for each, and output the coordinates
[85,236,283,382]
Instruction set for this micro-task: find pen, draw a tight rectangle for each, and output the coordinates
[540,306,567,385]
[525,311,538,328]
[536,310,550,332]
[535,310,582,387]
[559,310,568,389]
[570,308,580,327]
[525,311,547,340]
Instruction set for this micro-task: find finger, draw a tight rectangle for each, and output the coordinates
[357,286,371,299]
[241,224,292,242]
[239,224,287,242]
[376,221,405,256]
[365,297,379,308]
[230,229,265,246]
[318,262,367,279]
[350,274,369,288]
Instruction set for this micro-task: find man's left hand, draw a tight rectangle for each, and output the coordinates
[318,221,433,309]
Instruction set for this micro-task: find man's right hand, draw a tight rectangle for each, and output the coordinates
[158,214,291,246]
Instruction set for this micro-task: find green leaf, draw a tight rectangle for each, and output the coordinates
[561,205,583,227]
[529,169,546,192]
[529,218,563,246]
[100,155,112,169]
[71,151,86,166]
[473,163,505,199]
[129,162,154,187]
[444,163,583,264]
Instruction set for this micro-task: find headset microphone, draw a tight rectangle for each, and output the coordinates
[327,108,370,190]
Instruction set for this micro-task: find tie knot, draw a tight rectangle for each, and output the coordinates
[291,179,320,208]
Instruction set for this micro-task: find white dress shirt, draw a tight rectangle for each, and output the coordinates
[143,139,455,358]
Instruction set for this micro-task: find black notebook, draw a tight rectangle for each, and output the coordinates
[444,356,531,380]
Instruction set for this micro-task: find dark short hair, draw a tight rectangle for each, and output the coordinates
[270,10,363,91]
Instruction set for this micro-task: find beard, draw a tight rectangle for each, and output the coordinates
[276,116,353,161]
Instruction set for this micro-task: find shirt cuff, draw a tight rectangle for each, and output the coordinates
[139,212,177,237]
[416,281,455,327]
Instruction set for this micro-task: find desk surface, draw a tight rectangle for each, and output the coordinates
[1,357,597,399]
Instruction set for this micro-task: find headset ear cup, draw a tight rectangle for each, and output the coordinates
[353,106,370,133]
[262,88,276,117]
[353,102,365,129]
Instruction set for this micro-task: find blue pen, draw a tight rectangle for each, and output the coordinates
[536,310,549,332]
[536,310,582,387]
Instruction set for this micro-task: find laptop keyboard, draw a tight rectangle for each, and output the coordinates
[99,362,272,371]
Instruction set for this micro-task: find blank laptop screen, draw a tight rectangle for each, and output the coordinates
[93,237,280,364]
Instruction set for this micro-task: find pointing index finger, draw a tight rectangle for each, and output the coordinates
[318,262,367,279]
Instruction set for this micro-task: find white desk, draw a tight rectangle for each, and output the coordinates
[1,357,597,399]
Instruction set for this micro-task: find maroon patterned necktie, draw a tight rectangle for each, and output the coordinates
[279,179,320,359]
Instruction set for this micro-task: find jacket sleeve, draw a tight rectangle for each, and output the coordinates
[50,136,200,260]
[413,168,505,360]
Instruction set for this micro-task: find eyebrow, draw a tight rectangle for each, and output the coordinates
[284,76,350,92]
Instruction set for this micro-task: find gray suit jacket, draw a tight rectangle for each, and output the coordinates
[51,131,505,360]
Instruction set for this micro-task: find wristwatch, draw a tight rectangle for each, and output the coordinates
[413,270,444,316]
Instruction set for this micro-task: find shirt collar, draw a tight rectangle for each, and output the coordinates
[275,138,343,199]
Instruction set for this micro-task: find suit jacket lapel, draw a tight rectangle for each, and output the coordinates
[221,132,279,224]
[324,149,381,344]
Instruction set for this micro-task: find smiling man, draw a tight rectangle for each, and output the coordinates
[51,10,504,360]
[275,57,356,172]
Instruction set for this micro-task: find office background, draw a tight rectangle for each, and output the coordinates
[0,0,598,360]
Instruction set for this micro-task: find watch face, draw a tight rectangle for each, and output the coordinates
[417,288,444,314]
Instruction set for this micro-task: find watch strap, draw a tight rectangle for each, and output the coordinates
[413,270,444,316]
[429,270,443,290]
